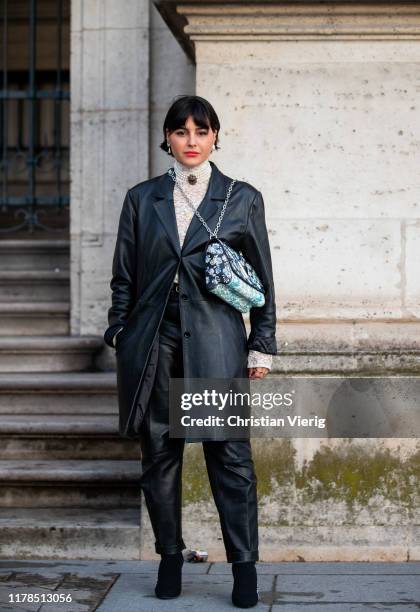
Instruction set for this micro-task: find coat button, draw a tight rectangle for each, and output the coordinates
[181,293,188,300]
[184,331,191,338]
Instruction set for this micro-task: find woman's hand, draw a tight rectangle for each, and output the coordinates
[248,367,269,379]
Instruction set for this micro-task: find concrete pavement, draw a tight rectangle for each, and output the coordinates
[0,559,419,611]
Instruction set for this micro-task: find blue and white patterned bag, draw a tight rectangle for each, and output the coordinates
[204,238,265,313]
[168,168,266,313]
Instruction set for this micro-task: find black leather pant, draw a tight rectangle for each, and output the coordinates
[138,284,259,563]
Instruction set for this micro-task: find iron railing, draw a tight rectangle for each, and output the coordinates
[0,0,70,232]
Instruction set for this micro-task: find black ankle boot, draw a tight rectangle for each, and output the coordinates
[231,561,259,608]
[154,551,184,599]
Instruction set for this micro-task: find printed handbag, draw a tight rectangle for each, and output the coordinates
[204,237,265,313]
[168,168,266,313]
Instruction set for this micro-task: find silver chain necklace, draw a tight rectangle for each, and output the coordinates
[168,168,236,239]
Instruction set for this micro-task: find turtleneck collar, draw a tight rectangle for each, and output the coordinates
[173,157,212,186]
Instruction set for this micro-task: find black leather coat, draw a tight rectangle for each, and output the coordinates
[104,160,277,438]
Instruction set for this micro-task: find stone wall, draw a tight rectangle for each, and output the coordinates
[71,1,420,559]
[139,439,419,561]
[145,1,420,560]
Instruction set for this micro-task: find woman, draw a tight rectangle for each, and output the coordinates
[104,95,277,608]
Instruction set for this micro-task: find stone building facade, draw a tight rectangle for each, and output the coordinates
[0,1,418,561]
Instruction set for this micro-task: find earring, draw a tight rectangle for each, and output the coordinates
[167,141,172,155]
[212,143,216,151]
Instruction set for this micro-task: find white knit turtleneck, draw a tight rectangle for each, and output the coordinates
[172,158,212,253]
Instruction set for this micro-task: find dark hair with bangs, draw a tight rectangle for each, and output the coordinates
[160,95,221,156]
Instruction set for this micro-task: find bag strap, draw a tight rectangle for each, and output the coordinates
[168,168,236,239]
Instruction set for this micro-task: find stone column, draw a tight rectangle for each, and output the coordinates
[70,0,150,343]
[149,2,196,176]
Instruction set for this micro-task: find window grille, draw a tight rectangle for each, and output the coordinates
[0,0,70,233]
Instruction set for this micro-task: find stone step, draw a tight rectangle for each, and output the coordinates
[0,435,139,461]
[0,301,70,335]
[0,239,70,270]
[0,336,103,372]
[0,459,141,483]
[0,270,70,302]
[0,414,119,435]
[0,507,141,559]
[0,460,141,508]
[0,372,117,414]
[0,415,140,460]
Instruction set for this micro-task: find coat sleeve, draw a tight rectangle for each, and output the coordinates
[103,189,137,348]
[240,189,277,355]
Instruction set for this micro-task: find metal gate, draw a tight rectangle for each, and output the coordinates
[0,0,70,233]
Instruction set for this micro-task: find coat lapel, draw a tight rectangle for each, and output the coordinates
[152,160,233,257]
[152,172,181,257]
